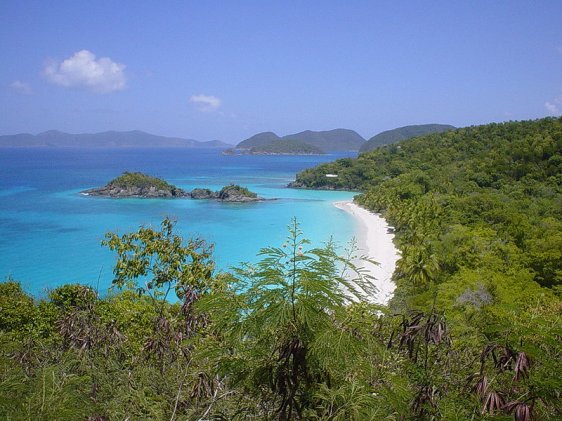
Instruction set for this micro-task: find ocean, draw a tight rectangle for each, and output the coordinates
[0,148,357,296]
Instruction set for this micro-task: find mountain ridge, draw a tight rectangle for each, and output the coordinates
[236,128,365,153]
[360,124,455,153]
[0,130,231,149]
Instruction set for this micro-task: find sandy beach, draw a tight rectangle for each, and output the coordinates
[333,201,399,305]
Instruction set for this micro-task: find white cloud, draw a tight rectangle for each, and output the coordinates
[43,50,126,93]
[9,80,33,95]
[190,94,221,112]
[545,101,559,115]
[545,90,562,115]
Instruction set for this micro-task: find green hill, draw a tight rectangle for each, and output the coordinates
[359,124,455,153]
[292,117,562,287]
[236,128,365,153]
[250,139,324,155]
[282,128,365,151]
[236,131,281,149]
[287,117,562,418]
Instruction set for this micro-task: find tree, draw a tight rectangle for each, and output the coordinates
[199,219,379,419]
[103,217,216,375]
[102,217,214,310]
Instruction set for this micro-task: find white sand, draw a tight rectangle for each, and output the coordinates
[333,201,399,305]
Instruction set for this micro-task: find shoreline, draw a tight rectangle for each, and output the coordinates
[333,200,399,305]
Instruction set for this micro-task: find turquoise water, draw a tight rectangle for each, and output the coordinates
[0,148,357,296]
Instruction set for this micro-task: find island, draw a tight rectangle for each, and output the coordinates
[0,129,232,149]
[359,123,455,153]
[223,139,324,156]
[190,185,261,202]
[82,172,263,202]
[224,128,365,155]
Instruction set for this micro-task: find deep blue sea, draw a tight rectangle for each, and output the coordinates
[0,148,357,297]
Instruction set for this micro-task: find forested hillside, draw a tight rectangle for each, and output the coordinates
[359,123,455,152]
[281,129,365,151]
[236,128,366,152]
[1,118,561,420]
[249,139,324,154]
[293,117,562,417]
[236,131,281,149]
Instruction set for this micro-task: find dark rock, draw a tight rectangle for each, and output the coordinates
[217,185,260,202]
[83,173,263,202]
[190,188,218,199]
[82,172,190,198]
[83,185,190,198]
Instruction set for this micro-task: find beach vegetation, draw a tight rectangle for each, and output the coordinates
[292,116,562,419]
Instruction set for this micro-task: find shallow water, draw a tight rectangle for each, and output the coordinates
[0,148,357,296]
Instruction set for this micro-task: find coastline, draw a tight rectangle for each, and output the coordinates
[333,200,399,305]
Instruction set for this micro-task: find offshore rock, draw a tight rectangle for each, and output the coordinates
[82,173,263,202]
[190,188,218,199]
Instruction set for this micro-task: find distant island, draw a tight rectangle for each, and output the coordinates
[224,139,325,155]
[0,130,232,149]
[359,124,455,153]
[83,172,262,202]
[225,128,366,155]
[225,125,457,156]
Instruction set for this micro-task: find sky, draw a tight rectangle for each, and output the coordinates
[1,1,561,144]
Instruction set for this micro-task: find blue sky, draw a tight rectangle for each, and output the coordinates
[1,1,561,143]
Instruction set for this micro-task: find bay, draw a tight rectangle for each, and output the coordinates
[0,148,357,296]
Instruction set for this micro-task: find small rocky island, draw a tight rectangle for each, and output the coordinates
[83,172,263,202]
[191,185,260,202]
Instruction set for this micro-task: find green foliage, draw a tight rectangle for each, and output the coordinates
[48,283,97,311]
[293,117,562,419]
[1,210,560,419]
[109,171,175,191]
[218,184,258,199]
[0,280,36,333]
[0,220,222,420]
[102,217,215,301]
[236,130,280,148]
[304,117,562,291]
[2,114,562,420]
[238,128,365,152]
[199,219,380,419]
[359,123,455,153]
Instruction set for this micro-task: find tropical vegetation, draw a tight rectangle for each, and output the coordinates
[218,184,258,199]
[359,123,455,153]
[1,117,561,420]
[236,129,366,153]
[108,171,175,191]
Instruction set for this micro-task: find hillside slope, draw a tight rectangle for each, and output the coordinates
[289,117,562,418]
[236,128,365,152]
[359,124,455,153]
[236,131,281,149]
[291,117,562,287]
[282,128,365,151]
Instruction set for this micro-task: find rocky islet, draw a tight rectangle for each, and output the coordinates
[83,172,263,202]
